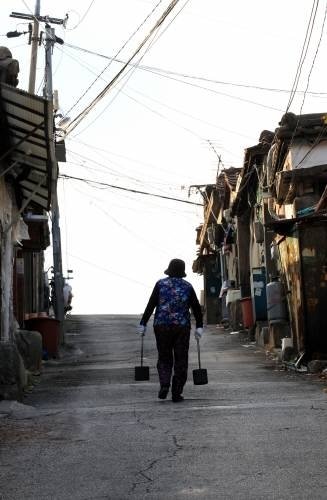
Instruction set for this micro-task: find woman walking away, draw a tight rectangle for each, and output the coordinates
[138,258,203,403]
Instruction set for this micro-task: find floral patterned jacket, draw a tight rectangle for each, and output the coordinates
[140,277,203,328]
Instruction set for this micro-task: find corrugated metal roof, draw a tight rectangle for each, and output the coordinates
[0,83,55,210]
[276,112,327,139]
[231,133,274,216]
[216,167,242,194]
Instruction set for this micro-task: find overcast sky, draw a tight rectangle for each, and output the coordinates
[2,0,327,314]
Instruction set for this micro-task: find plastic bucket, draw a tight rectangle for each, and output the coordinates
[240,297,254,328]
[281,338,293,350]
[25,317,60,356]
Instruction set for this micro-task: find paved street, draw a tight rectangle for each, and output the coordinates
[1,314,327,500]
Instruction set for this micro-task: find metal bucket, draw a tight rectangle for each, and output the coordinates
[192,339,208,385]
[134,334,149,381]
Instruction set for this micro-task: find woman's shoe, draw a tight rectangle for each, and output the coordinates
[158,386,169,399]
[172,394,184,403]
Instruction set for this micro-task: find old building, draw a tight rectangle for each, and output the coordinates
[0,47,57,398]
[192,167,241,326]
[193,114,327,364]
[265,112,327,359]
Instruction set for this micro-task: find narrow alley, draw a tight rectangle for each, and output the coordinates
[1,315,327,500]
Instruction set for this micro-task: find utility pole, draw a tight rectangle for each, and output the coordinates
[10,7,67,341]
[44,23,65,340]
[28,0,40,93]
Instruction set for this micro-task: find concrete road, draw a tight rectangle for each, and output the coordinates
[1,314,327,500]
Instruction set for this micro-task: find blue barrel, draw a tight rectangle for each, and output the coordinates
[252,267,267,320]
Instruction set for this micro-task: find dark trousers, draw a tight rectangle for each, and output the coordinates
[154,325,190,396]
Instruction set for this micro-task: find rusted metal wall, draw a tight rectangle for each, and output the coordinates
[278,232,304,352]
[299,222,327,355]
[278,221,327,356]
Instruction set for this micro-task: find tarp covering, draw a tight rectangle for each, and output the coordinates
[0,83,55,210]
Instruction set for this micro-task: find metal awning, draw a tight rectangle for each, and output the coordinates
[0,82,56,210]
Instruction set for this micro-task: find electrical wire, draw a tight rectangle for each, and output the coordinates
[65,0,190,135]
[295,122,327,169]
[67,0,96,30]
[143,66,284,112]
[285,0,320,112]
[298,0,327,115]
[64,0,166,118]
[124,85,254,140]
[61,177,70,272]
[65,151,192,187]
[66,34,282,116]
[54,44,145,138]
[67,137,201,182]
[59,41,274,141]
[70,45,157,138]
[77,32,283,122]
[36,75,44,95]
[69,0,192,138]
[65,148,154,185]
[281,1,327,173]
[21,0,34,16]
[65,182,201,263]
[52,28,66,79]
[59,173,203,206]
[64,147,193,193]
[68,181,199,217]
[121,87,207,142]
[64,158,189,194]
[64,42,327,97]
[68,253,149,288]
[58,43,247,147]
[90,200,172,258]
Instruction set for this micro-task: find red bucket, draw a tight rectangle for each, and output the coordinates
[240,297,254,328]
[25,317,60,356]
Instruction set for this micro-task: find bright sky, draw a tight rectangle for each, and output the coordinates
[2,0,327,314]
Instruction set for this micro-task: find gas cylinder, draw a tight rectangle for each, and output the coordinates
[266,279,287,322]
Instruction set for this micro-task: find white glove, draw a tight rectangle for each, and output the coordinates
[194,327,203,340]
[137,325,146,335]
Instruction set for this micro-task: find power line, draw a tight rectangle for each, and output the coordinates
[65,0,177,132]
[68,0,96,30]
[65,148,154,185]
[64,158,189,199]
[63,41,282,113]
[64,146,194,193]
[64,42,327,97]
[142,66,284,112]
[68,0,191,137]
[66,137,198,183]
[298,0,327,115]
[284,1,327,159]
[65,0,165,116]
[65,158,189,194]
[69,45,157,138]
[61,177,70,272]
[67,181,198,216]
[58,43,253,145]
[121,87,206,141]
[66,37,283,116]
[124,85,254,140]
[285,0,320,112]
[59,173,203,206]
[90,200,172,258]
[68,253,149,288]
